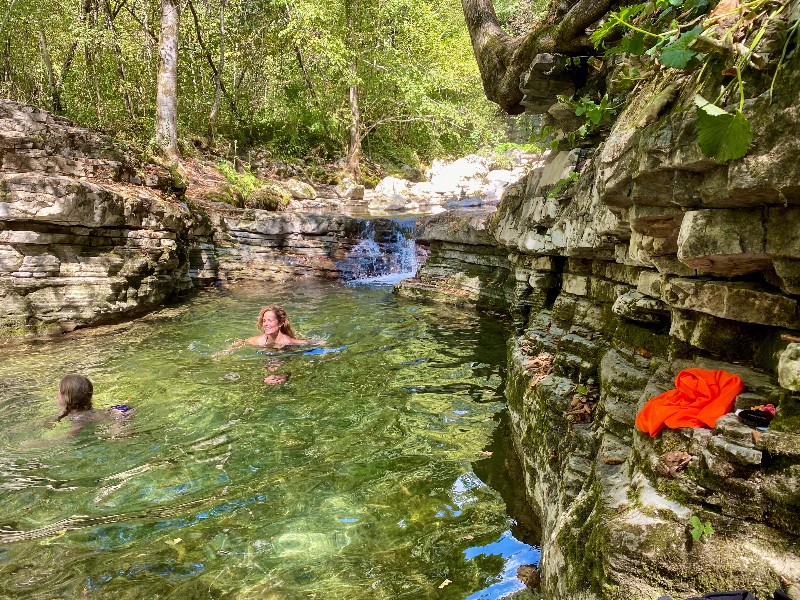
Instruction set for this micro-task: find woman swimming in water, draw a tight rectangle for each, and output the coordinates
[245,306,308,348]
[220,306,308,384]
[56,374,95,422]
[220,305,308,353]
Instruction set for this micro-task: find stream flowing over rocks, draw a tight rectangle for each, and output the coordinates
[2,70,800,600]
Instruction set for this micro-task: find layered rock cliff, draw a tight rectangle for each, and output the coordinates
[397,30,800,600]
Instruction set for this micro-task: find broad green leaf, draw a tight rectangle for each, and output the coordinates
[658,26,701,68]
[658,47,696,68]
[694,95,727,116]
[695,95,752,163]
[624,31,648,55]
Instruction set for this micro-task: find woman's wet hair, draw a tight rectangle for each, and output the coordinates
[57,374,93,421]
[256,305,298,338]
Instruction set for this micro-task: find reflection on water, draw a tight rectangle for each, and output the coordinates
[0,280,539,598]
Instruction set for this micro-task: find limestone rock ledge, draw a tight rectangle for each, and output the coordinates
[397,49,800,600]
[0,101,194,336]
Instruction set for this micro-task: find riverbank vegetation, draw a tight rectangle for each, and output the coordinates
[0,0,539,176]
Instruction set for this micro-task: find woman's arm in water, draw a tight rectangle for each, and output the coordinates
[213,338,251,357]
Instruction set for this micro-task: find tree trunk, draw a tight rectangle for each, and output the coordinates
[345,69,361,178]
[461,0,617,114]
[0,0,18,39]
[187,0,239,123]
[103,0,135,118]
[208,0,225,140]
[37,29,62,113]
[156,0,180,161]
[344,0,361,179]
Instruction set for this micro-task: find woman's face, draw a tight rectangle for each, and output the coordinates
[261,311,281,335]
[57,390,67,410]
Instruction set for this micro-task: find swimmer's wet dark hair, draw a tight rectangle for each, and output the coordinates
[57,374,93,421]
[257,305,298,338]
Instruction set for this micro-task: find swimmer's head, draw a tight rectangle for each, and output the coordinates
[257,306,297,338]
[57,375,93,420]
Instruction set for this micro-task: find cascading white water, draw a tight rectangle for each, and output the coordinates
[337,217,420,284]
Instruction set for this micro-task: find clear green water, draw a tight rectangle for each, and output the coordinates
[0,280,538,599]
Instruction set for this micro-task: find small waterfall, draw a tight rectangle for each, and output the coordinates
[337,217,420,284]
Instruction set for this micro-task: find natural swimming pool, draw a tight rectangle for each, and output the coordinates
[0,280,539,598]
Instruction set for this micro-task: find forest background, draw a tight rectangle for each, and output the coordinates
[0,0,545,180]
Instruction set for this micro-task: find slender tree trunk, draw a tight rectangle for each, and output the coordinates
[2,38,11,89]
[156,0,180,161]
[344,0,361,179]
[187,0,238,123]
[345,68,361,178]
[37,29,63,113]
[103,0,135,118]
[0,0,18,39]
[82,0,104,119]
[84,45,102,118]
[208,0,225,140]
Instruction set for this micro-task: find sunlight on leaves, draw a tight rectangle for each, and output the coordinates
[694,95,752,163]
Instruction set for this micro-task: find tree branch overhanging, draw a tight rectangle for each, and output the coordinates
[462,0,618,114]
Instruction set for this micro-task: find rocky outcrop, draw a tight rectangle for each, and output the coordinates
[398,41,800,600]
[0,101,195,336]
[368,151,541,215]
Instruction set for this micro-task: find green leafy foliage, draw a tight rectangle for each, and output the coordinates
[493,142,546,154]
[694,95,752,163]
[658,26,702,69]
[690,515,714,541]
[547,171,579,198]
[590,4,649,48]
[0,0,503,168]
[555,94,617,144]
[217,160,261,197]
[585,0,765,163]
[574,94,614,125]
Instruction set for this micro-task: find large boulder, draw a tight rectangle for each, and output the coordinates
[284,178,316,200]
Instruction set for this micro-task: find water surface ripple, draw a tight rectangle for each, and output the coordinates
[0,280,539,598]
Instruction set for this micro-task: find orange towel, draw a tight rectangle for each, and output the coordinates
[636,368,743,437]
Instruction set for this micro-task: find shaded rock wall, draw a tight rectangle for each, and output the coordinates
[398,50,800,600]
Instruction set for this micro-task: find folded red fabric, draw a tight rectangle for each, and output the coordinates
[636,368,744,437]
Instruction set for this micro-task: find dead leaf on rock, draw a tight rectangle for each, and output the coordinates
[564,386,599,423]
[524,352,554,388]
[656,451,692,477]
